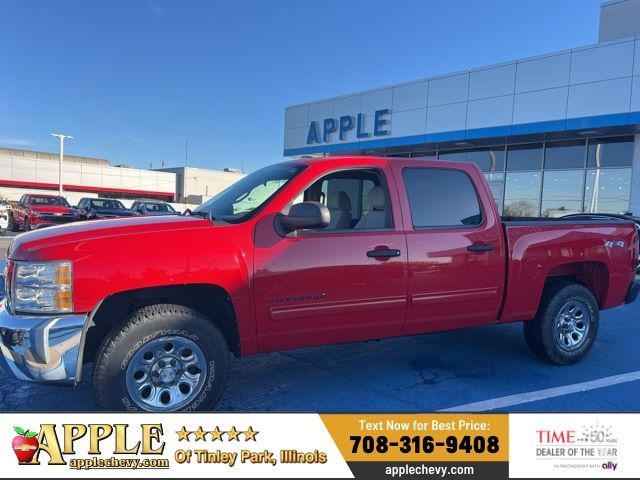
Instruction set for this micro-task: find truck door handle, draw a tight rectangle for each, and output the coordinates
[467,243,495,252]
[367,248,401,258]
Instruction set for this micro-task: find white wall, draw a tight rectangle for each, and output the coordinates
[0,152,176,197]
[183,167,244,198]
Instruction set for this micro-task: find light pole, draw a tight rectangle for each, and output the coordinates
[50,133,73,196]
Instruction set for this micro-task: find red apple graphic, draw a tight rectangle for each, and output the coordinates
[12,426,39,463]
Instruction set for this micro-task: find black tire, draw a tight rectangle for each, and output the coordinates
[9,213,19,232]
[93,304,230,412]
[524,281,599,365]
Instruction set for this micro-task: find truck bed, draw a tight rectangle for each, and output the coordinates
[498,216,638,323]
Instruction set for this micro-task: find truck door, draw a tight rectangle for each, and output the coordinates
[390,162,505,334]
[253,166,408,353]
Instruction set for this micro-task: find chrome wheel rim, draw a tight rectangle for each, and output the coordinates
[125,336,207,411]
[554,299,590,351]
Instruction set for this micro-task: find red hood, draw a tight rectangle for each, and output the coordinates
[8,214,213,260]
[29,205,75,214]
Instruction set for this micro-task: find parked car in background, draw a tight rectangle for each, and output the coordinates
[131,200,180,216]
[0,203,9,232]
[10,194,80,231]
[562,212,640,272]
[77,197,139,219]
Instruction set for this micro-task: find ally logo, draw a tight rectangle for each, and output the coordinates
[12,426,39,463]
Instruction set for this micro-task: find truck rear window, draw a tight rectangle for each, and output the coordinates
[403,168,482,228]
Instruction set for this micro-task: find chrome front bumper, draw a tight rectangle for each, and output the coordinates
[0,299,87,384]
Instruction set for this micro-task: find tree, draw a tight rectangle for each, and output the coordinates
[504,200,537,217]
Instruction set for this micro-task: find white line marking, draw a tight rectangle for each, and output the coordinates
[439,370,640,412]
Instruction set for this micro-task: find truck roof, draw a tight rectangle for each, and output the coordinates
[289,155,480,173]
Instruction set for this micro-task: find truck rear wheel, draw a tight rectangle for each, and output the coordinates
[524,282,599,365]
[93,304,229,412]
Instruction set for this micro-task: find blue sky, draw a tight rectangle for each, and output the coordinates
[0,0,602,172]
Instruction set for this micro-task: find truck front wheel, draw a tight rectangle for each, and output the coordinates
[93,304,229,411]
[524,282,599,365]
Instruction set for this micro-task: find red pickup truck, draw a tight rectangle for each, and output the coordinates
[1,157,638,412]
[10,194,80,231]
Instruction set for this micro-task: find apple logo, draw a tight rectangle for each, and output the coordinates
[12,426,39,463]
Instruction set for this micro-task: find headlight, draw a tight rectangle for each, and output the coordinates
[12,261,72,313]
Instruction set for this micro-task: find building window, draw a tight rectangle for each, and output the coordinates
[402,168,482,228]
[506,143,543,171]
[583,168,632,214]
[484,172,505,214]
[541,170,585,217]
[587,136,634,168]
[410,151,436,159]
[504,171,542,217]
[544,140,586,169]
[355,135,634,218]
[438,147,505,172]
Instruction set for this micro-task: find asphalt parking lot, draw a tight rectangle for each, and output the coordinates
[0,239,639,413]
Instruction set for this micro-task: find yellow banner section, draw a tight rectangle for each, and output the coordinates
[321,414,508,462]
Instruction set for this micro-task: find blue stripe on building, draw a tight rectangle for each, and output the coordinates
[284,112,640,157]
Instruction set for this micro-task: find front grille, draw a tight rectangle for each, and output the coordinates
[38,213,77,223]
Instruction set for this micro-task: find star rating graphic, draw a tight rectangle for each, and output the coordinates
[176,426,258,442]
[210,426,224,441]
[193,426,207,441]
[227,426,241,441]
[244,426,258,441]
[176,426,191,441]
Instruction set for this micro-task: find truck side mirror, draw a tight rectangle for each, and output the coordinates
[274,201,330,236]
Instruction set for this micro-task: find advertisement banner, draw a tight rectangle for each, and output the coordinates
[2,412,639,479]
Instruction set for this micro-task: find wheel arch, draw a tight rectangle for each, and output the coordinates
[82,283,241,366]
[545,260,609,308]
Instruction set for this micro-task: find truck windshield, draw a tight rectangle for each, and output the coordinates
[195,163,305,223]
[90,199,126,210]
[30,196,70,207]
[145,202,175,212]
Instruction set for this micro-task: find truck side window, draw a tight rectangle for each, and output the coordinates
[293,169,393,231]
[360,179,376,217]
[403,168,483,228]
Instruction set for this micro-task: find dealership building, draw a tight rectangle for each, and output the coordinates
[0,147,244,206]
[0,147,176,205]
[284,0,640,218]
[156,166,244,204]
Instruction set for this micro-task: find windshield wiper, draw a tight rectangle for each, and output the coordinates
[183,209,215,225]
